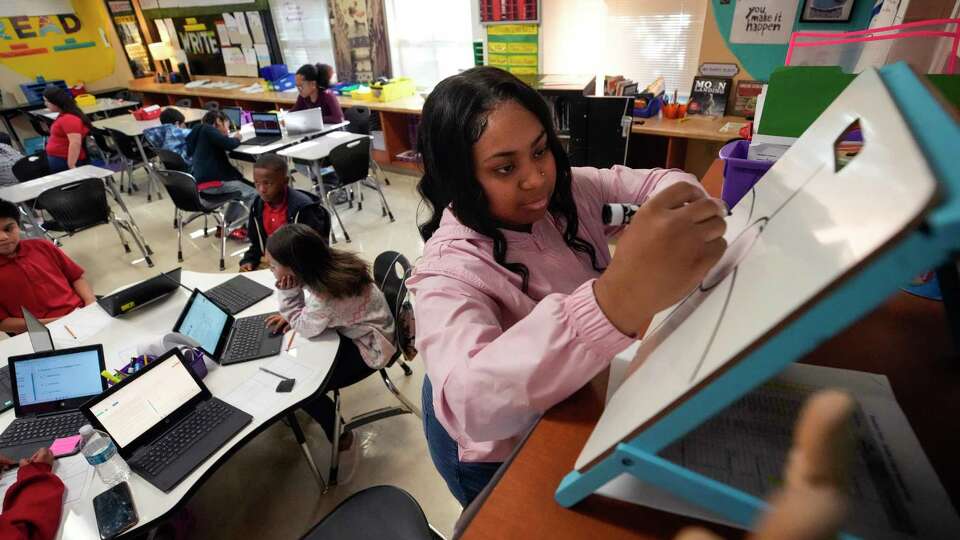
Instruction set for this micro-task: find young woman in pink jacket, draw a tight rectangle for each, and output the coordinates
[407,67,728,506]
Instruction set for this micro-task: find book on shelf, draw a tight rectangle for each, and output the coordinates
[733,80,764,117]
[687,76,732,117]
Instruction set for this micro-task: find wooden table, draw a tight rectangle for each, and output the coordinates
[128,77,424,173]
[632,115,746,170]
[458,163,960,540]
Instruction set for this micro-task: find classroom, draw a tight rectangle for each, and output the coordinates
[0,0,958,539]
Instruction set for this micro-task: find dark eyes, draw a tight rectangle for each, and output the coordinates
[493,146,548,176]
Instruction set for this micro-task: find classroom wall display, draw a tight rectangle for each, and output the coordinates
[729,0,799,45]
[173,15,226,75]
[479,0,539,24]
[328,0,391,83]
[709,0,875,80]
[0,1,118,89]
[486,23,539,75]
[800,0,856,22]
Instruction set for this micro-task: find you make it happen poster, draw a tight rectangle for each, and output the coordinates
[730,0,799,45]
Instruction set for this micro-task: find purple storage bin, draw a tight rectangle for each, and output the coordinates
[719,140,774,208]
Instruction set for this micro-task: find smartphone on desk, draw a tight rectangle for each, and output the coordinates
[93,481,138,539]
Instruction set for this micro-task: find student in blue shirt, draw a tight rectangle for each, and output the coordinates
[143,108,192,166]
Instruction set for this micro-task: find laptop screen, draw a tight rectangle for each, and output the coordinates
[251,113,281,136]
[176,292,229,355]
[222,107,242,130]
[87,355,202,448]
[14,349,103,407]
[22,307,54,353]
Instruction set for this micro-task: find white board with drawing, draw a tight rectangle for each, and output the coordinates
[575,68,940,471]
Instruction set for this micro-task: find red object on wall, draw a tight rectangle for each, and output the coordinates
[479,0,539,23]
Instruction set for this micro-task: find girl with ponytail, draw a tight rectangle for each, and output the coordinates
[291,63,344,124]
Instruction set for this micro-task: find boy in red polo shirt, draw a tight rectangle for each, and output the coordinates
[0,199,96,334]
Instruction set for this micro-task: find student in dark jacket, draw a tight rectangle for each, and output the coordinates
[185,110,258,227]
[240,154,331,271]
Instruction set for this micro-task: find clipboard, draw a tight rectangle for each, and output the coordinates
[556,62,960,538]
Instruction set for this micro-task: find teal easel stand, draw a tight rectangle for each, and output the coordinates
[555,62,960,539]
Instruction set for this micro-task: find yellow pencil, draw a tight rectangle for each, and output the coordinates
[64,325,78,340]
[286,331,297,351]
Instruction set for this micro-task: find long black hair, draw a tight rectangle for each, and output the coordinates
[416,66,601,292]
[296,63,334,89]
[266,224,372,299]
[43,87,92,129]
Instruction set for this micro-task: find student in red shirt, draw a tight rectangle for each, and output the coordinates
[0,448,65,540]
[0,199,96,334]
[239,154,330,271]
[42,87,93,173]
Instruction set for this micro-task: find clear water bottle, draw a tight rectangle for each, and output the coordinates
[79,425,130,486]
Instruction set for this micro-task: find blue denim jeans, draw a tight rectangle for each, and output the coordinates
[421,376,502,507]
[46,155,89,173]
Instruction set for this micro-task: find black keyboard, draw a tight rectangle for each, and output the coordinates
[131,400,235,477]
[223,314,271,361]
[0,412,86,446]
[205,276,272,315]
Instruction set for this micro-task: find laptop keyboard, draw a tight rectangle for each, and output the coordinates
[223,314,272,361]
[244,135,281,146]
[205,278,270,315]
[132,400,235,477]
[0,412,87,446]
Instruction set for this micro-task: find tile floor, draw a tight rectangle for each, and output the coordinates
[4,165,463,538]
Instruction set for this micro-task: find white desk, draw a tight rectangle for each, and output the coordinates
[277,131,370,162]
[0,165,154,263]
[232,121,351,157]
[93,107,207,202]
[0,270,339,540]
[34,99,139,121]
[92,106,208,137]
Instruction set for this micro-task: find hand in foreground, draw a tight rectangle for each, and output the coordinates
[675,390,854,540]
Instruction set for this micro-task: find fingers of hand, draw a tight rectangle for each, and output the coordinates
[682,198,727,224]
[696,216,728,243]
[650,182,706,210]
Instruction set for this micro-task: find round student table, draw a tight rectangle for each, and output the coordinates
[0,270,340,540]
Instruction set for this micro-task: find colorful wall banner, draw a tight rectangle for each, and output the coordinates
[486,23,538,75]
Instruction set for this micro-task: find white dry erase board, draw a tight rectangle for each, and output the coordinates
[575,68,940,471]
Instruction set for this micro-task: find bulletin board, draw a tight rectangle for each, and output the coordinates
[710,0,874,81]
[0,1,117,86]
[486,23,538,75]
[143,1,279,78]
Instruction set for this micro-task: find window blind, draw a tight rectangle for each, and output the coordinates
[269,0,336,73]
[383,0,474,88]
[542,0,708,97]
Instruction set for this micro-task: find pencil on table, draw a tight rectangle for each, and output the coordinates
[64,325,78,340]
[286,331,297,351]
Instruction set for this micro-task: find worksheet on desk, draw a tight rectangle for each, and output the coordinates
[600,360,960,540]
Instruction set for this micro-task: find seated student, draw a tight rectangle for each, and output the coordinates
[291,63,345,124]
[407,67,727,506]
[185,110,258,229]
[265,224,395,481]
[0,199,95,334]
[143,108,193,166]
[0,139,23,186]
[42,87,92,172]
[0,448,65,540]
[239,154,330,271]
